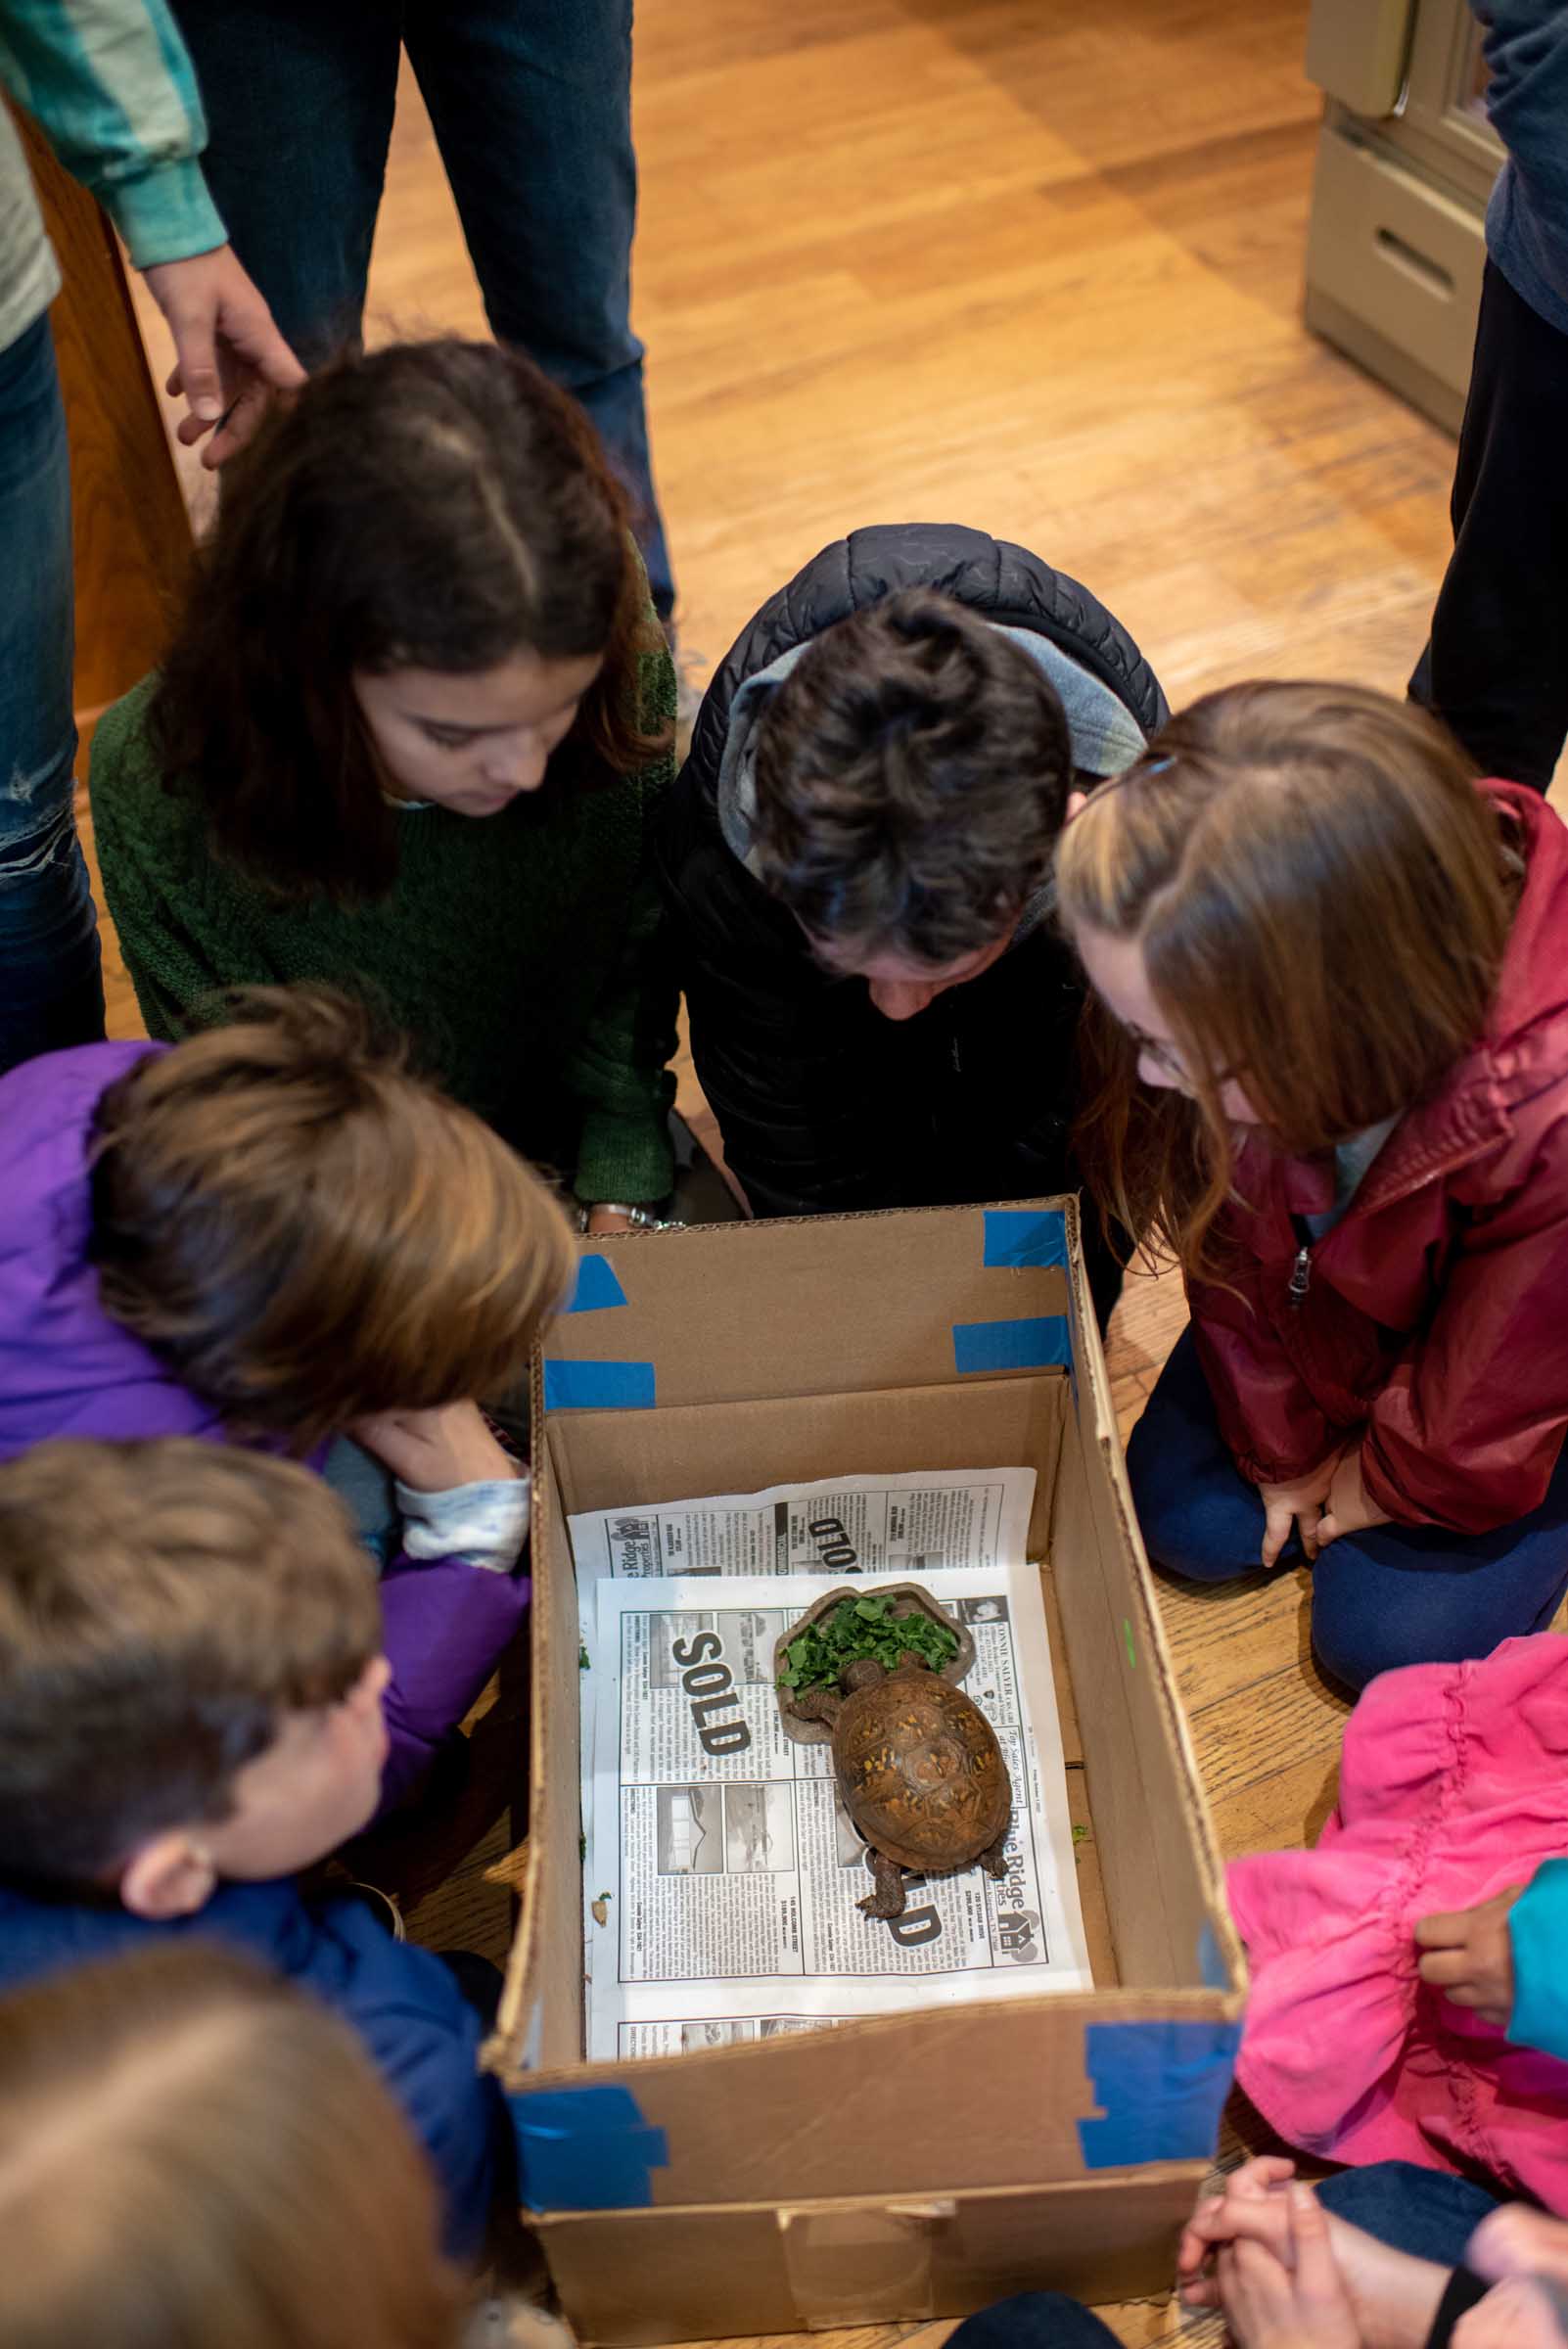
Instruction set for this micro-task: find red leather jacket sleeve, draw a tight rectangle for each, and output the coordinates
[1187,1267,1339,1489]
[1361,1116,1568,1531]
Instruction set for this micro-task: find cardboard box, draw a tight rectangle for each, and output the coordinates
[490,1201,1245,2345]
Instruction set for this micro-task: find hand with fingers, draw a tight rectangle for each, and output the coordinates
[1455,2206,1568,2349]
[1414,1886,1523,2031]
[1469,2202,1568,2290]
[1257,1452,1345,1571]
[1179,2158,1451,2347]
[350,1402,519,1495]
[1316,1447,1393,1549]
[1178,2155,1299,2305]
[140,244,304,467]
[1453,2275,1568,2349]
[1212,2181,1361,2349]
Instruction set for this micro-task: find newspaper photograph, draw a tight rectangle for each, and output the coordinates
[583,1563,1091,2059]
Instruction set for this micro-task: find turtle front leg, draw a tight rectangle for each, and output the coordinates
[857,1849,908,1920]
[977,1833,1010,1881]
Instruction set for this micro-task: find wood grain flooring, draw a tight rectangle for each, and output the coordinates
[83,0,1496,2338]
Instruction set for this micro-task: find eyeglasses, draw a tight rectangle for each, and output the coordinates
[1123,1022,1244,1094]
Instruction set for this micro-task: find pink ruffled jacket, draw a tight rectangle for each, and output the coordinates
[1228,1634,1568,2207]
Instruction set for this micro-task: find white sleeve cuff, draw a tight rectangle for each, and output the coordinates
[394,1472,531,1573]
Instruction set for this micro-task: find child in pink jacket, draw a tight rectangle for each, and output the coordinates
[1228,1632,1568,2209]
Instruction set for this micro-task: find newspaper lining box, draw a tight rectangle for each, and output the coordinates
[489,1201,1246,2346]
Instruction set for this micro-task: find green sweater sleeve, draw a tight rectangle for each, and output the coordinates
[88,676,273,1037]
[565,632,680,1205]
[1507,1857,1568,2063]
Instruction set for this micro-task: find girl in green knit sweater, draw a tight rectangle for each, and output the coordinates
[90,338,680,1234]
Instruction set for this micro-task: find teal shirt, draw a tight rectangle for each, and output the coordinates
[0,0,225,352]
[1509,1855,1568,2062]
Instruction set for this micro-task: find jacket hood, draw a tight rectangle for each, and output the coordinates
[0,1039,220,1457]
[714,622,1150,888]
[687,523,1168,827]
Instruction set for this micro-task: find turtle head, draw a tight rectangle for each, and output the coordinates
[842,1656,888,1693]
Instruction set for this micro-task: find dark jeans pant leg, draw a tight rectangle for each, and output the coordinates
[1315,2160,1506,2267]
[404,0,674,619]
[1409,259,1568,793]
[0,314,104,1075]
[1127,1326,1568,1691]
[943,2293,1125,2349]
[168,0,400,363]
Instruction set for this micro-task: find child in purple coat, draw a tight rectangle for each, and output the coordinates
[0,984,576,1806]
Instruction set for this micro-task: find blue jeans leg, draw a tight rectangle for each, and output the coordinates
[167,0,399,364]
[1128,1326,1568,1690]
[0,314,104,1075]
[1315,2160,1506,2267]
[943,2294,1124,2349]
[404,0,675,620]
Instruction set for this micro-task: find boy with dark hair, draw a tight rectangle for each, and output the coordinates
[658,530,1169,1325]
[0,1438,509,2256]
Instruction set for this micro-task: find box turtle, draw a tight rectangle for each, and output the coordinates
[796,1652,1013,1920]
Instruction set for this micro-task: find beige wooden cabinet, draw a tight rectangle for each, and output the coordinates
[1304,0,1502,432]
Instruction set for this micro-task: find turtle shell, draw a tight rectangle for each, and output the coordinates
[833,1661,1011,1874]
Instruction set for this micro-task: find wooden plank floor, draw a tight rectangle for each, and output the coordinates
[94,2,1483,2340]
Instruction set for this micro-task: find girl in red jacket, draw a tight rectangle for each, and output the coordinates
[1054,680,1568,1689]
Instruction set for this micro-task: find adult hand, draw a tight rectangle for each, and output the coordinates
[350,1402,518,1494]
[1316,1447,1394,1549]
[1181,2159,1450,2346]
[140,244,304,467]
[1415,1886,1521,2030]
[1217,2183,1361,2349]
[1453,2277,1567,2349]
[1178,2155,1297,2305]
[1258,1453,1343,1569]
[1468,2203,1568,2289]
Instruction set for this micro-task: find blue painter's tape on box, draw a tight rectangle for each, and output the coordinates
[983,1209,1069,1271]
[1197,1918,1229,1991]
[564,1255,629,1314]
[542,1359,656,1411]
[1077,2020,1241,2169]
[952,1314,1072,1376]
[510,2085,669,2211]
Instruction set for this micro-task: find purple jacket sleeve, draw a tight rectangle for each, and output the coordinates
[376,1553,530,1811]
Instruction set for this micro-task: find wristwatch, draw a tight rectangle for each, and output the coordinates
[574,1201,687,1234]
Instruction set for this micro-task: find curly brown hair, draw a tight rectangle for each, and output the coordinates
[749,587,1074,965]
[147,338,669,901]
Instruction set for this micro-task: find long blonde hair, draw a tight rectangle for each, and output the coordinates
[0,1943,461,2349]
[1053,680,1513,1273]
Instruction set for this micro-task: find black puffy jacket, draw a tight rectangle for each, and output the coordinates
[657,526,1167,1318]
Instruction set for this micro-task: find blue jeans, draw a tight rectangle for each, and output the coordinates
[1316,2160,1505,2266]
[170,0,674,620]
[0,314,104,1076]
[1129,1327,1568,1690]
